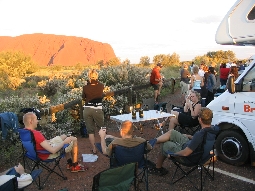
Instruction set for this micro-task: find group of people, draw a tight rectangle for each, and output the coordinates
[219,62,239,89]
[0,64,219,189]
[97,107,216,176]
[180,62,217,107]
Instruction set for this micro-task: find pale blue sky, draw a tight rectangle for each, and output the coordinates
[0,0,254,63]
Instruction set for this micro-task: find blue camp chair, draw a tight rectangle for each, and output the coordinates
[92,162,138,191]
[110,141,150,191]
[95,140,152,191]
[168,126,219,191]
[18,128,68,189]
[0,168,42,191]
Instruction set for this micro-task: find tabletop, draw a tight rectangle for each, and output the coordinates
[110,110,174,123]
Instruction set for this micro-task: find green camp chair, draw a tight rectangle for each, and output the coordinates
[92,162,137,191]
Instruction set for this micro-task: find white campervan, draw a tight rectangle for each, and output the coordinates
[208,0,255,166]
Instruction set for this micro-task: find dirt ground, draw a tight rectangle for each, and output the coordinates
[12,88,255,191]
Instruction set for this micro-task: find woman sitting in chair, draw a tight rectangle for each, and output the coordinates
[163,90,201,130]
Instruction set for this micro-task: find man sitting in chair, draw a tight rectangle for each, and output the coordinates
[98,120,152,156]
[23,112,86,172]
[0,163,32,189]
[149,108,215,176]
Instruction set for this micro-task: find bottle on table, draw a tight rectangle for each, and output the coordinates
[132,105,136,119]
[139,107,144,118]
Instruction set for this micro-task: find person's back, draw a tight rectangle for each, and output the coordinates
[193,76,202,89]
[99,120,152,156]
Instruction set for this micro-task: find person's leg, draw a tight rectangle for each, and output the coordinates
[154,90,159,102]
[89,134,96,153]
[70,137,78,163]
[152,84,159,102]
[155,154,166,169]
[156,130,171,143]
[92,109,104,153]
[168,117,179,130]
[158,81,163,95]
[83,108,97,153]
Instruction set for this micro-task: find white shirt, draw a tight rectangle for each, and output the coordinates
[0,174,32,188]
[198,69,205,77]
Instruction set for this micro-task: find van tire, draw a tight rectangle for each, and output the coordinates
[216,130,249,166]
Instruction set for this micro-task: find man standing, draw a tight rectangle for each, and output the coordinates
[150,63,163,103]
[198,62,205,77]
[180,63,191,98]
[82,71,104,154]
[23,112,85,172]
[149,108,218,176]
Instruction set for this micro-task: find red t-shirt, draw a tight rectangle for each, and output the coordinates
[150,67,161,84]
[220,68,230,80]
[25,128,49,160]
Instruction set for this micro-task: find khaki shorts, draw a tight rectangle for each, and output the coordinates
[47,136,73,159]
[180,81,189,95]
[161,130,189,156]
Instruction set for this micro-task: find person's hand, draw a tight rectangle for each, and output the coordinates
[64,137,72,144]
[171,110,178,116]
[14,163,25,175]
[99,128,107,138]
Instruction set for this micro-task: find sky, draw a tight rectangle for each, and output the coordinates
[0,0,254,63]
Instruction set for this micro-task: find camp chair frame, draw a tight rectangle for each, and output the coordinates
[92,162,138,191]
[175,124,201,136]
[18,128,67,190]
[168,129,217,191]
[110,141,149,191]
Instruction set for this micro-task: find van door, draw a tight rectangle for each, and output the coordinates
[235,66,255,137]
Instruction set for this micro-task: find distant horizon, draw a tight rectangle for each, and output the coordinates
[1,32,253,64]
[0,0,254,64]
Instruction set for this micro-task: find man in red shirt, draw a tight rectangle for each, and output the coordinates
[23,112,86,172]
[150,63,163,103]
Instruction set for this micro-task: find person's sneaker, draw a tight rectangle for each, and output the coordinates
[148,167,168,176]
[70,163,88,172]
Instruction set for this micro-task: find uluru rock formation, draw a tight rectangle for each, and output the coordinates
[0,33,116,66]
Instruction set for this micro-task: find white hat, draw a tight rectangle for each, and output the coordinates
[226,63,231,68]
[231,63,237,67]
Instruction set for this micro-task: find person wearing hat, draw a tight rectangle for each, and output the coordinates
[82,70,105,154]
[150,63,163,103]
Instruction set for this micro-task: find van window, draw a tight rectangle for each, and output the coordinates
[247,6,255,20]
[243,66,255,92]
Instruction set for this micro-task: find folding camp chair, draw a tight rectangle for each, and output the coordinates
[0,169,42,191]
[110,141,149,191]
[18,128,68,190]
[175,124,201,136]
[168,126,219,191]
[92,162,138,191]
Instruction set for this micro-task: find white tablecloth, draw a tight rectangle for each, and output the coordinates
[110,110,173,123]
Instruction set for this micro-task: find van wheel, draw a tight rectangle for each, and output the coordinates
[216,130,249,166]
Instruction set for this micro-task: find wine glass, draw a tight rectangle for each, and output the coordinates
[160,107,163,114]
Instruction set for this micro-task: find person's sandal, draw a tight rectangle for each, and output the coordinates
[148,167,168,176]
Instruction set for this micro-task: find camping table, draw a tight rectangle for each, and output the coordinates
[110,110,174,137]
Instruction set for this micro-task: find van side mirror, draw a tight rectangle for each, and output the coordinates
[228,76,235,94]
